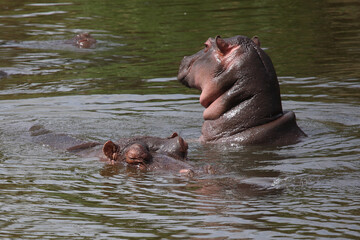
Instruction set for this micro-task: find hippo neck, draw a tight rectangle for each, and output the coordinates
[201,91,283,140]
[200,111,305,145]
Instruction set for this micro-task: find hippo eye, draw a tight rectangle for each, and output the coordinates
[204,43,210,52]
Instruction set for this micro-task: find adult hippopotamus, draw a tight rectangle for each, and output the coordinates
[178,35,306,145]
[64,33,96,48]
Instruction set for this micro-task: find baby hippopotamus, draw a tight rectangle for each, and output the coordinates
[178,35,306,145]
[30,125,194,176]
[102,133,194,175]
[65,33,96,48]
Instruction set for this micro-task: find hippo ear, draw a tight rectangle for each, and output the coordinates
[215,36,232,55]
[168,132,178,139]
[251,36,261,47]
[103,140,118,160]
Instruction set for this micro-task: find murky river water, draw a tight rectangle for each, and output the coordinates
[0,0,359,239]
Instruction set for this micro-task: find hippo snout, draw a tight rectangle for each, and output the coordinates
[177,56,191,87]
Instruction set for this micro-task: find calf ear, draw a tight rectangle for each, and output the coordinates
[215,36,232,55]
[103,140,118,160]
[251,36,261,47]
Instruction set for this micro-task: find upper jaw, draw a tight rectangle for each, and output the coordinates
[177,71,190,88]
[177,51,203,89]
[177,55,192,87]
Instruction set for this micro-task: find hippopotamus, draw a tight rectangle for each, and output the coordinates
[30,125,194,175]
[64,33,96,49]
[178,35,306,145]
[102,133,195,175]
[0,70,7,79]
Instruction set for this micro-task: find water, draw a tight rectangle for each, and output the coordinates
[0,0,359,239]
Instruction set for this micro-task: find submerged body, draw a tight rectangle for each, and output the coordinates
[178,35,306,145]
[0,70,7,79]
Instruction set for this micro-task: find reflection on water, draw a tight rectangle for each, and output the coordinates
[0,0,359,239]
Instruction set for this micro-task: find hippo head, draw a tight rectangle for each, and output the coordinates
[103,140,151,170]
[65,32,96,49]
[178,35,304,144]
[102,133,189,170]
